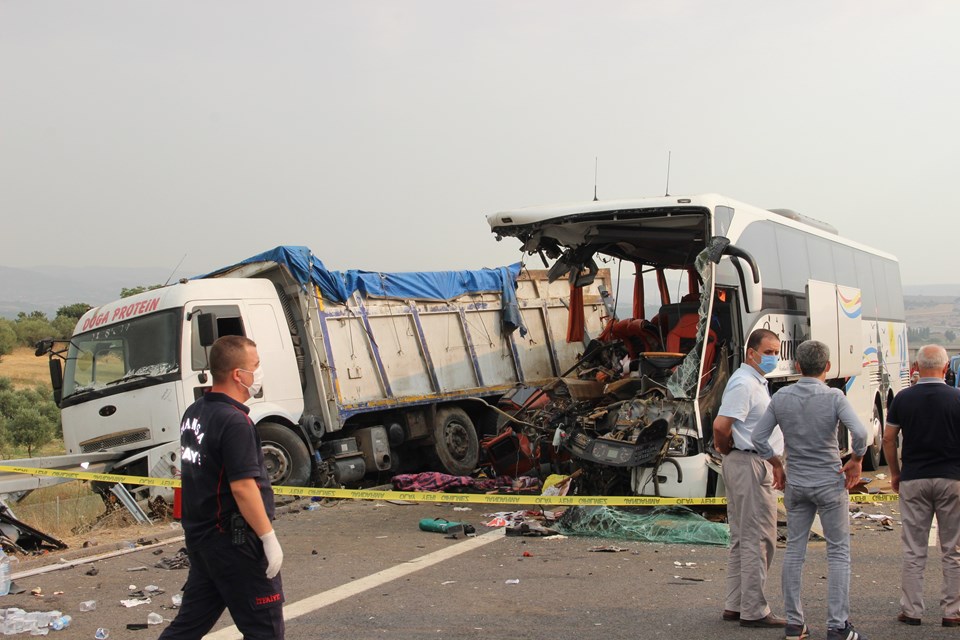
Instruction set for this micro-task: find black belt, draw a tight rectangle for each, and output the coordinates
[733,447,759,454]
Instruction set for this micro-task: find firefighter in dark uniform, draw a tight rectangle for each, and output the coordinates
[160,335,285,640]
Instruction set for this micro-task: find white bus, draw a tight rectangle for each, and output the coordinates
[488,193,907,498]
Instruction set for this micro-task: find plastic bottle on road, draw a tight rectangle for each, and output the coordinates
[79,600,97,612]
[95,628,110,639]
[50,614,72,631]
[147,612,163,625]
[0,549,11,596]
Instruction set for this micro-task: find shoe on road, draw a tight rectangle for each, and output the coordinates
[898,612,921,626]
[785,623,809,640]
[722,610,740,622]
[741,614,787,628]
[827,622,868,640]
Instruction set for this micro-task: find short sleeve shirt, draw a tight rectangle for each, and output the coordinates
[718,363,784,456]
[887,379,960,481]
[179,392,275,546]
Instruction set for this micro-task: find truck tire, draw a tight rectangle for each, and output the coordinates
[429,407,480,476]
[257,422,311,487]
[862,404,883,472]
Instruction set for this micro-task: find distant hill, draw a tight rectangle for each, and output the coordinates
[904,284,960,297]
[0,265,175,318]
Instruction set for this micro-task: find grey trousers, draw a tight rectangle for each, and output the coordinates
[898,477,960,619]
[722,450,778,619]
[782,478,850,631]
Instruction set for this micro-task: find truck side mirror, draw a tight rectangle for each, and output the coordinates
[197,313,217,347]
[49,359,63,406]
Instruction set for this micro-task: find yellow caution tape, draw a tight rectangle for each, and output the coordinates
[0,465,900,506]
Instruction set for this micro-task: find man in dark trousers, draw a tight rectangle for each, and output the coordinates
[883,344,960,628]
[160,335,284,640]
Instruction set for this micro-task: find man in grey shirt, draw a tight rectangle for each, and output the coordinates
[753,340,869,640]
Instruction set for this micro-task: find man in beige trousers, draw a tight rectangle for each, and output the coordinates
[884,344,960,628]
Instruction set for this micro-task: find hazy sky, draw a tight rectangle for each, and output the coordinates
[1,1,957,285]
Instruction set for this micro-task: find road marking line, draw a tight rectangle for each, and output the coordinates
[204,528,505,640]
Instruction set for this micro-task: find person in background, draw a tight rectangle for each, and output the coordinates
[753,340,869,640]
[713,328,786,628]
[160,335,284,640]
[883,344,960,628]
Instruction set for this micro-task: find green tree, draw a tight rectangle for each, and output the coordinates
[0,319,16,361]
[13,316,56,347]
[56,303,91,319]
[6,406,52,457]
[0,381,60,454]
[946,330,957,343]
[120,284,162,298]
[51,315,78,340]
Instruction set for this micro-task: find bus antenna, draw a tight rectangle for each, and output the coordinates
[593,157,599,201]
[664,151,672,197]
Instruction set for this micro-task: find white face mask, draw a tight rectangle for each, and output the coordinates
[239,366,264,398]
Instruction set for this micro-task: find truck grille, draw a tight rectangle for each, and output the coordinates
[80,428,151,453]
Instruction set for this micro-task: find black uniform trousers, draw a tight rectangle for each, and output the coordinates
[158,531,284,640]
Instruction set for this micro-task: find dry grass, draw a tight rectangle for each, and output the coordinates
[0,347,52,391]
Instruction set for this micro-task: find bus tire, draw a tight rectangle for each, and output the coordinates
[428,407,480,476]
[258,422,311,487]
[862,403,883,471]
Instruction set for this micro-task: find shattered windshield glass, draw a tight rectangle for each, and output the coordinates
[665,240,720,398]
[62,309,181,399]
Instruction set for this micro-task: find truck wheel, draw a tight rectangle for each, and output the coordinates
[429,407,480,476]
[862,404,883,471]
[258,422,311,487]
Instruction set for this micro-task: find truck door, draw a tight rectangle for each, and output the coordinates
[807,280,863,378]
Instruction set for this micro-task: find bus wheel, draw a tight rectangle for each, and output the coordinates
[258,422,311,487]
[862,404,883,471]
[429,407,480,476]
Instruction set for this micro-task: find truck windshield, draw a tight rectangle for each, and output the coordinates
[62,309,181,400]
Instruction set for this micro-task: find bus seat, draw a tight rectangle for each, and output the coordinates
[608,319,663,357]
[654,293,702,335]
[665,313,718,386]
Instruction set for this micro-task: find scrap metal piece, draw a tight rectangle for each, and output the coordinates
[109,484,152,525]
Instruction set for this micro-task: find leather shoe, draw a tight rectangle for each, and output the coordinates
[898,612,921,625]
[943,617,960,627]
[741,614,787,628]
[722,610,740,621]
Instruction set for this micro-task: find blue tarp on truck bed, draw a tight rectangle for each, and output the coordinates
[200,246,526,333]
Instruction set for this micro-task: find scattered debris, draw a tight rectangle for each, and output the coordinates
[557,506,730,546]
[393,472,541,494]
[588,545,627,552]
[85,567,99,577]
[121,597,152,608]
[504,579,520,585]
[0,504,68,553]
[155,550,190,570]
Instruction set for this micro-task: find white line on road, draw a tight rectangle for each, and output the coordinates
[204,528,505,640]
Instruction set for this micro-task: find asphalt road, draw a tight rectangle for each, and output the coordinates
[2,470,953,640]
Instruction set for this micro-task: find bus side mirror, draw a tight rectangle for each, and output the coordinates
[723,244,762,313]
[197,313,217,347]
[49,359,63,406]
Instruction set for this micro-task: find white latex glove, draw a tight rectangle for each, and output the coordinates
[259,529,283,579]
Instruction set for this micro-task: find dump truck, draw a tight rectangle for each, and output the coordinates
[28,246,611,496]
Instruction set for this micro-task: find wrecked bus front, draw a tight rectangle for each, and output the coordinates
[488,194,907,498]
